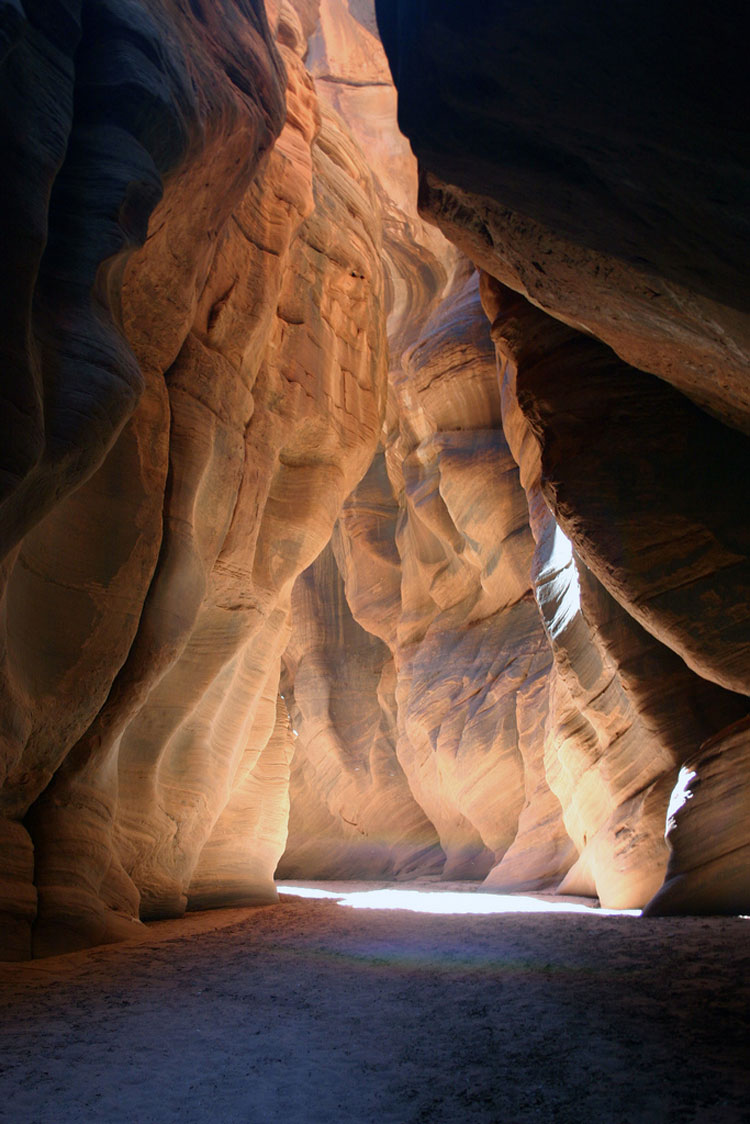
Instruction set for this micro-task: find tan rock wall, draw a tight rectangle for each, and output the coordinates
[279,539,444,880]
[274,3,571,890]
[373,1,750,915]
[644,716,750,916]
[284,265,577,891]
[0,1,387,958]
[4,0,749,959]
[375,3,750,432]
[282,1,732,909]
[482,275,748,907]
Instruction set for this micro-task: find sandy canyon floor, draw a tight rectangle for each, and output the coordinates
[0,881,748,1123]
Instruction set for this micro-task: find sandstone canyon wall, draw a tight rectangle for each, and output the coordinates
[0,0,388,959]
[1,0,749,959]
[373,0,750,914]
[279,0,749,913]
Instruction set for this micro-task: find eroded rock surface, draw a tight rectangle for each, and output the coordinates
[2,0,750,958]
[281,0,750,913]
[644,717,750,916]
[373,1,750,913]
[279,6,575,893]
[284,268,576,889]
[279,538,444,880]
[1,0,387,959]
[0,0,282,959]
[375,1,750,432]
[482,276,747,906]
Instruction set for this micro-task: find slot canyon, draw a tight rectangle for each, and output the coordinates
[0,0,748,1120]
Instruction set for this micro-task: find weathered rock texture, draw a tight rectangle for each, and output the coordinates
[374,0,750,913]
[2,0,286,961]
[380,270,568,884]
[267,0,750,917]
[280,4,577,892]
[0,0,387,959]
[282,266,578,890]
[375,2,750,432]
[280,537,445,880]
[2,0,749,958]
[644,716,750,916]
[482,277,748,906]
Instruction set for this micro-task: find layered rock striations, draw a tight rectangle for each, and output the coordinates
[482,277,747,906]
[282,265,578,889]
[278,1,729,909]
[644,716,750,916]
[279,535,445,880]
[279,3,574,891]
[380,269,563,884]
[1,0,283,959]
[374,0,750,912]
[1,0,387,958]
[272,0,750,913]
[2,0,749,959]
[375,1,750,432]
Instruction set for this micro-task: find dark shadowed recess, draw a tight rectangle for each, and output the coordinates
[374,0,750,312]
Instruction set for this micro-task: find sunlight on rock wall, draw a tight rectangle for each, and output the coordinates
[2,0,749,958]
[0,0,387,958]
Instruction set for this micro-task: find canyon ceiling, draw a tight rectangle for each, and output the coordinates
[0,0,748,960]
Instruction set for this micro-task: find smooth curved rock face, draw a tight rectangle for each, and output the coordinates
[305,0,463,365]
[374,2,750,913]
[482,275,749,907]
[374,1,750,433]
[275,17,568,886]
[279,0,747,908]
[279,540,445,880]
[279,0,500,883]
[385,272,558,882]
[0,0,172,555]
[4,0,750,957]
[0,0,284,959]
[187,693,295,911]
[644,717,750,916]
[284,263,577,890]
[480,281,678,906]
[0,2,388,958]
[272,2,578,890]
[481,277,750,699]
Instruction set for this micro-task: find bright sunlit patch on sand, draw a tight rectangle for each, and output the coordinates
[338,889,640,916]
[278,885,344,899]
[278,885,640,917]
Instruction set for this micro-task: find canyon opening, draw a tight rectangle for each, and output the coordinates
[0,1,748,1121]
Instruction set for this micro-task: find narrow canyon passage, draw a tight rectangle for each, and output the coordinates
[2,1,749,1118]
[1,889,748,1123]
[3,0,750,965]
